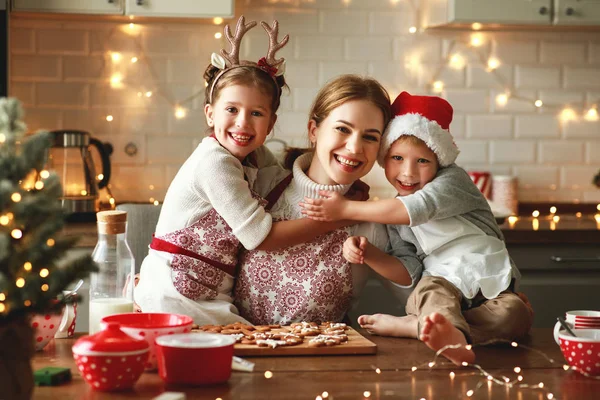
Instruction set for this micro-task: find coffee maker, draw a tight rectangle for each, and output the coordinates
[46,130,113,221]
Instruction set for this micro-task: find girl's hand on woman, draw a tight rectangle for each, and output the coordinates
[343,236,368,264]
[299,190,348,221]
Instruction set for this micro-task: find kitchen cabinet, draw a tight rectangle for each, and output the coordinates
[422,0,600,28]
[125,0,233,18]
[12,0,123,15]
[11,0,234,18]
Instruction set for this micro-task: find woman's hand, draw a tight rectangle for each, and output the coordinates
[299,190,348,221]
[343,236,368,264]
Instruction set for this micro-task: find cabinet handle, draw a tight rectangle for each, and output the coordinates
[550,256,600,263]
[107,0,114,3]
[565,7,575,16]
[539,6,548,15]
[136,0,143,5]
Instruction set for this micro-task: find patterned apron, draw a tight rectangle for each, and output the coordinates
[150,191,267,302]
[234,175,368,325]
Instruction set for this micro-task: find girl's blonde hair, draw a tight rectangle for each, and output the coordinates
[203,62,287,113]
[284,75,391,169]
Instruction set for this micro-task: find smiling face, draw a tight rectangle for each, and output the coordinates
[383,136,439,196]
[204,84,276,161]
[307,99,384,186]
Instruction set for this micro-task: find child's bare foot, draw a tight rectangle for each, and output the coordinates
[358,314,418,338]
[419,312,475,366]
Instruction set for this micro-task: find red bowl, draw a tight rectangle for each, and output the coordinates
[155,333,236,385]
[558,329,600,376]
[101,313,193,370]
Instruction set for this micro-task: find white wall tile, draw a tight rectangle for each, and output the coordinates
[292,87,320,112]
[321,10,367,35]
[11,55,61,81]
[590,42,600,64]
[37,29,88,55]
[295,36,343,60]
[514,166,559,188]
[450,114,466,138]
[36,82,89,108]
[564,67,600,90]
[492,40,538,64]
[319,61,368,85]
[454,140,489,164]
[587,141,600,164]
[394,36,442,63]
[286,61,319,88]
[9,83,35,106]
[490,140,536,164]
[561,166,599,189]
[563,120,600,138]
[466,115,512,139]
[142,30,193,55]
[22,108,62,133]
[538,90,584,108]
[466,65,513,89]
[539,141,584,164]
[167,57,207,84]
[515,115,560,138]
[345,37,393,61]
[445,89,489,112]
[10,28,35,54]
[63,55,109,82]
[491,89,537,113]
[540,42,586,65]
[275,111,310,139]
[147,136,196,164]
[369,11,414,35]
[515,66,560,89]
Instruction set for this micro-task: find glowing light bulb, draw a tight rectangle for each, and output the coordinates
[466,389,474,397]
[214,32,222,39]
[449,54,465,69]
[0,293,4,301]
[0,134,5,143]
[97,174,104,180]
[576,212,582,218]
[153,200,159,206]
[175,107,187,119]
[41,284,49,291]
[411,366,417,371]
[145,91,153,97]
[322,392,329,399]
[487,57,500,70]
[432,81,444,93]
[584,107,598,121]
[40,268,49,278]
[129,23,135,30]
[532,210,540,218]
[560,108,577,123]
[472,22,482,30]
[0,215,8,225]
[109,197,115,205]
[363,391,371,398]
[496,93,509,107]
[449,372,455,378]
[409,26,417,34]
[375,368,381,374]
[47,238,55,246]
[131,56,138,63]
[16,278,25,287]
[23,262,32,271]
[40,170,50,179]
[80,189,88,196]
[11,193,22,202]
[11,229,23,239]
[470,34,483,47]
[213,17,223,25]
[111,52,122,63]
[264,371,273,379]
[550,206,557,214]
[34,181,44,190]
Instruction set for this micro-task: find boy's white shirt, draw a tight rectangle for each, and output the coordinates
[387,164,520,300]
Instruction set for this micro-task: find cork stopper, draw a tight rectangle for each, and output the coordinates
[96,210,127,234]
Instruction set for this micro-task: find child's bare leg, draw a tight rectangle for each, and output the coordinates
[358,314,418,338]
[420,312,475,366]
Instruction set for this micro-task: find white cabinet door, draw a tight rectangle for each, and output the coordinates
[12,0,124,14]
[125,0,233,18]
[554,0,600,25]
[451,0,552,24]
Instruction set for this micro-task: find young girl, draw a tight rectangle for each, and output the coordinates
[233,74,412,325]
[299,92,533,365]
[134,17,346,325]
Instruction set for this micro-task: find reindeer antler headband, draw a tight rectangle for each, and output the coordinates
[208,16,289,103]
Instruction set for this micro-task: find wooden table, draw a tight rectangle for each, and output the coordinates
[32,328,600,400]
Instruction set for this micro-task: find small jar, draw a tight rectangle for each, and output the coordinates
[492,175,518,215]
[72,323,149,391]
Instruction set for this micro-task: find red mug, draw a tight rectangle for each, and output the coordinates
[468,171,492,199]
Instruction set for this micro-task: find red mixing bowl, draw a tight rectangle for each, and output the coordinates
[155,332,236,385]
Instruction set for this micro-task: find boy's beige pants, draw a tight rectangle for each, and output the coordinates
[406,276,533,344]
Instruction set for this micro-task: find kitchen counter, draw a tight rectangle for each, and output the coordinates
[32,328,600,400]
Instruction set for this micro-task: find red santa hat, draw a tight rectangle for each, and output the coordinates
[378,91,460,167]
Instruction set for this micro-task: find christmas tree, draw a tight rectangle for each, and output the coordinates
[0,97,97,324]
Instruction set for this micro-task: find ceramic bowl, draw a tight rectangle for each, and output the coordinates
[155,332,236,385]
[557,329,600,376]
[72,323,149,391]
[100,312,193,370]
[31,312,63,351]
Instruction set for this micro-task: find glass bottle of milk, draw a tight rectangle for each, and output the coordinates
[89,210,135,334]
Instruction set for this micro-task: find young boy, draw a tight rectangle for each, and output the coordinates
[299,91,533,365]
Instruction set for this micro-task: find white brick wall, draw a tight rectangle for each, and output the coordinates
[8,0,600,204]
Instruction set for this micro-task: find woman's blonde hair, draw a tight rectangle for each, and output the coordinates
[284,74,391,169]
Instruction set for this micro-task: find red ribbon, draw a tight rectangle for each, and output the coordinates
[257,57,277,77]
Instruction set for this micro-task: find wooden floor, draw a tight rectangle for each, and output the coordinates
[31,328,600,399]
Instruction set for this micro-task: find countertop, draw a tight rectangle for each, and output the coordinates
[64,214,600,248]
[32,328,600,400]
